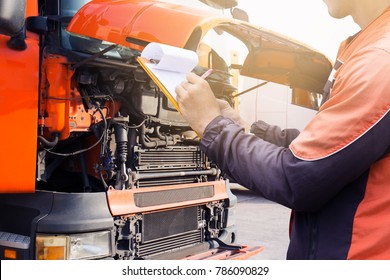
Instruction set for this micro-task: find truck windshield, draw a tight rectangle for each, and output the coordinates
[60,0,90,50]
[60,0,136,60]
[61,0,90,17]
[59,0,248,67]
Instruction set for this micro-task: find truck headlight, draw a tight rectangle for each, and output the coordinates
[36,231,112,260]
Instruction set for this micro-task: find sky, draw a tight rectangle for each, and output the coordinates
[235,0,360,59]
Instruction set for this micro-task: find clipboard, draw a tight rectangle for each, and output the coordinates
[137,42,199,112]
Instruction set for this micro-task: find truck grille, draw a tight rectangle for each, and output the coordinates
[137,206,204,258]
[135,146,203,170]
[133,146,212,187]
[138,230,203,257]
[134,185,214,207]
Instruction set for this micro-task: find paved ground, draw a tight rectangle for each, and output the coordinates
[230,184,291,260]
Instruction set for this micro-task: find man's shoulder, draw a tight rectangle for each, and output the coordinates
[371,36,390,54]
[367,14,390,53]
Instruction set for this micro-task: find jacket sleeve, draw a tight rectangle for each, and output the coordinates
[250,120,300,148]
[200,114,390,211]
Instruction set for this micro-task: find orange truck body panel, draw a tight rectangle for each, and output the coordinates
[107,180,229,216]
[0,36,39,193]
[68,0,218,50]
[0,0,39,193]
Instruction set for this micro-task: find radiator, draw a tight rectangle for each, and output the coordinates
[136,206,204,258]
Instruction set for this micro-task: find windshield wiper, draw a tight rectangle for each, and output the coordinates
[71,44,118,70]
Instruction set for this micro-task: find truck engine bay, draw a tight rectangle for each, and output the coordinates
[33,1,240,259]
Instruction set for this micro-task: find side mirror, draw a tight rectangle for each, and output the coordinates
[26,16,49,34]
[0,0,26,36]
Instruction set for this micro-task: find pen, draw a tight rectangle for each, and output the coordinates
[201,69,213,79]
[149,59,160,64]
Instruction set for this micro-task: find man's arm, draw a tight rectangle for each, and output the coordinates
[176,48,390,211]
[217,98,300,147]
[250,120,300,148]
[200,113,390,211]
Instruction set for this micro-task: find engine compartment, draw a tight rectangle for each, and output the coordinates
[36,43,235,193]
[33,44,238,259]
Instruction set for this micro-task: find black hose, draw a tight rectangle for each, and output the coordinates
[38,133,59,148]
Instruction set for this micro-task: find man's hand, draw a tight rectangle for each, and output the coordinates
[217,99,251,133]
[175,72,221,137]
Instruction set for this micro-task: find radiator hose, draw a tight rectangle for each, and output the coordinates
[38,133,59,148]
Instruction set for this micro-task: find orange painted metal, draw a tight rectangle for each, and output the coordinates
[67,0,219,50]
[68,90,94,133]
[26,0,38,17]
[40,54,74,140]
[182,245,264,260]
[39,54,112,140]
[0,34,39,192]
[107,180,229,216]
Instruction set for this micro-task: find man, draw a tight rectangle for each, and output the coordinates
[175,0,390,259]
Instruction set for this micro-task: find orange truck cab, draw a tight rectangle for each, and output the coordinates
[0,0,331,260]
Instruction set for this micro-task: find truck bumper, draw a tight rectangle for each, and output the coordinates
[182,245,264,260]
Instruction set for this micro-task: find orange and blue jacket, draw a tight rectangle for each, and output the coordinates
[200,7,390,259]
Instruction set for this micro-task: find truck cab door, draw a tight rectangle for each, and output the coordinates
[0,0,39,193]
